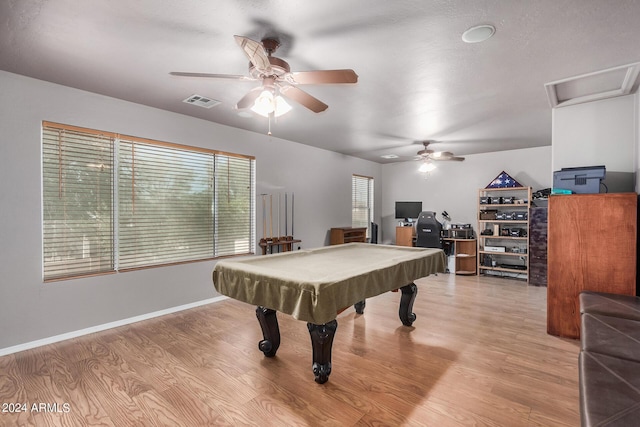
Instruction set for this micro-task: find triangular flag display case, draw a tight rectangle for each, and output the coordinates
[486,171,522,188]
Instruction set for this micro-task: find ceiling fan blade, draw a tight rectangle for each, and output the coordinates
[279,85,328,113]
[235,87,263,110]
[170,71,255,81]
[288,69,358,85]
[428,153,465,161]
[234,35,271,74]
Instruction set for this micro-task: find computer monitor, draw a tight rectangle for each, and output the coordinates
[395,201,422,221]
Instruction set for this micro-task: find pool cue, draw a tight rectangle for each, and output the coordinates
[259,194,267,248]
[269,194,273,241]
[262,195,266,240]
[278,193,281,239]
[291,192,294,238]
[285,192,288,237]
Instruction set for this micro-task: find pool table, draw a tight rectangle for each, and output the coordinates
[212,243,446,383]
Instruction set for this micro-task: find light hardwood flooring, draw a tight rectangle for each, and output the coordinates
[0,274,580,426]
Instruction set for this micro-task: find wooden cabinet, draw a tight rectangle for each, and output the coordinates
[396,226,415,246]
[330,227,367,245]
[528,207,548,286]
[444,238,477,275]
[477,187,531,282]
[547,193,637,339]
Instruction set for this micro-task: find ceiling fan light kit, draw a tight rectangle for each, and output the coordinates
[419,161,436,173]
[244,76,292,117]
[250,91,291,117]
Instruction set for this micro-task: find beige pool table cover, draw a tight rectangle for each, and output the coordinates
[212,243,446,324]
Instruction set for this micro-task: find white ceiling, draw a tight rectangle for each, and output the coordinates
[2,0,639,163]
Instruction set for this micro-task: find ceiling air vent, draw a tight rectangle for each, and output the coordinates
[183,94,221,109]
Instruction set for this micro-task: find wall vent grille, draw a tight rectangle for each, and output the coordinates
[183,95,221,108]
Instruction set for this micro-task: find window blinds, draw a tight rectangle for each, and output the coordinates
[42,124,115,280]
[214,155,255,257]
[42,121,255,280]
[117,138,215,269]
[352,174,374,236]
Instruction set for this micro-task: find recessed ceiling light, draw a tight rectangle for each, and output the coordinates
[381,154,399,159]
[462,24,496,43]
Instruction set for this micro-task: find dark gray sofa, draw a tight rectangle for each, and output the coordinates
[579,291,640,426]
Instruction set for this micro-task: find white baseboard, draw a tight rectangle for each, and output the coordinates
[0,295,228,357]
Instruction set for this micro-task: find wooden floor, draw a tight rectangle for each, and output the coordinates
[0,274,580,426]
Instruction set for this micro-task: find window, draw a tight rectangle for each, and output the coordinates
[42,122,255,280]
[42,125,115,279]
[352,174,374,237]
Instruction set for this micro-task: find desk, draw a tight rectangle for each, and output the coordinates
[213,243,445,383]
[396,225,415,246]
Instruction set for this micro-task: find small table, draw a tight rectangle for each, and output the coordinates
[212,243,446,383]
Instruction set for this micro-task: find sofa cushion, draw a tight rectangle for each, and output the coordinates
[580,291,640,321]
[579,351,640,427]
[581,313,640,363]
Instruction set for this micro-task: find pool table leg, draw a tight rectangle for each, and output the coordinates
[354,300,366,314]
[399,283,418,326]
[307,320,338,384]
[256,306,280,357]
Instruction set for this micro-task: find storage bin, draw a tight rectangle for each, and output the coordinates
[479,210,497,220]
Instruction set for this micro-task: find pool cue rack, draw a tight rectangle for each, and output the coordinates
[259,238,301,255]
[259,192,300,255]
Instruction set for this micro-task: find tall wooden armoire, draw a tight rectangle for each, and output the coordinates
[547,193,637,339]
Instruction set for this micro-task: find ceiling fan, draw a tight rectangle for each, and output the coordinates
[170,35,358,117]
[417,141,465,162]
[415,141,464,173]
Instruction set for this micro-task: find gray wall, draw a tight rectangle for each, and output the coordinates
[0,71,382,351]
[380,146,552,245]
[552,94,638,192]
[552,94,636,172]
